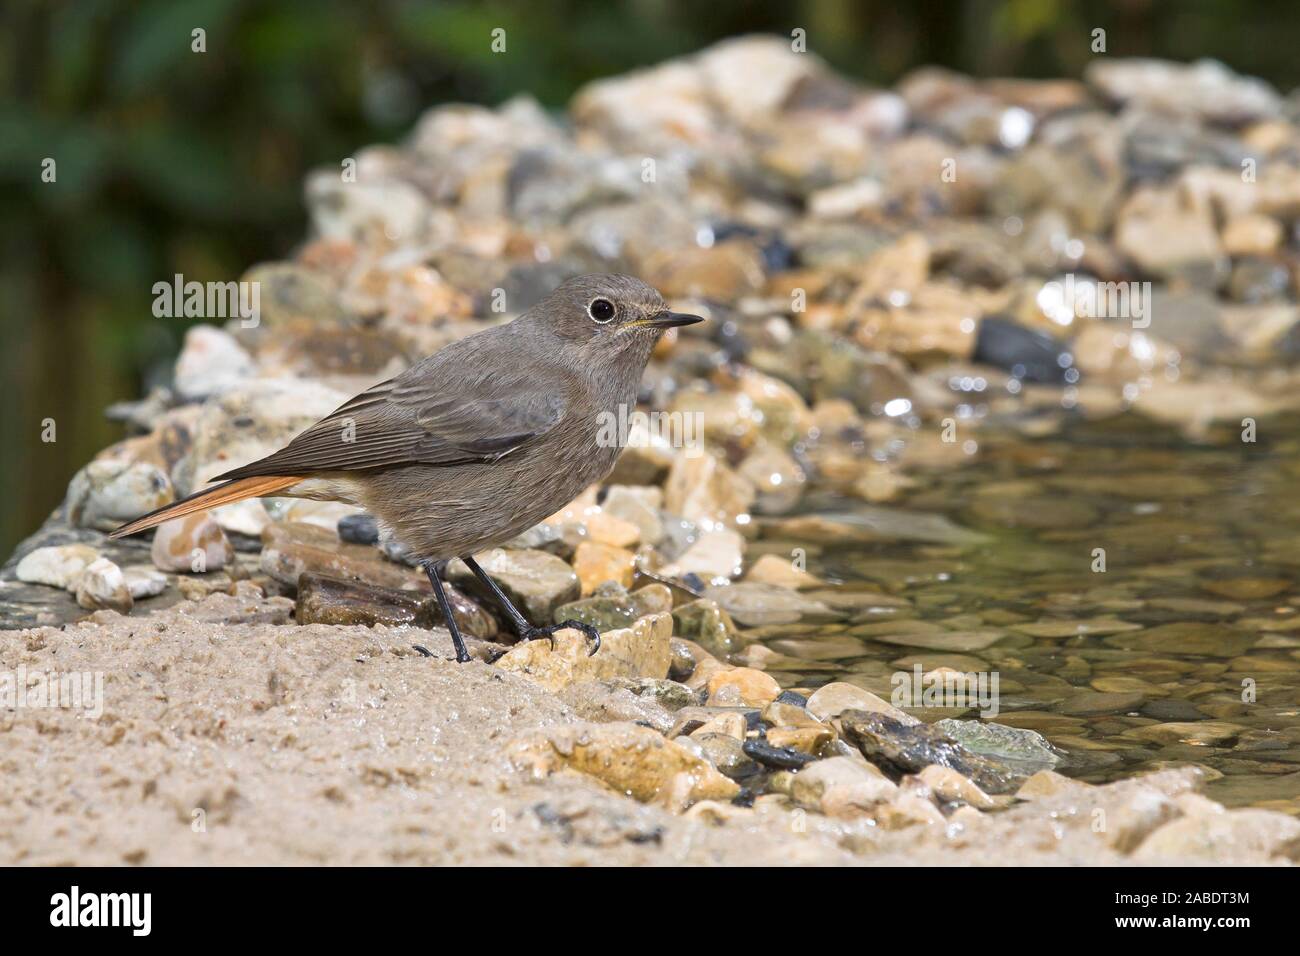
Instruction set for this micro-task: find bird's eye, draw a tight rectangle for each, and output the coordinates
[588,298,616,323]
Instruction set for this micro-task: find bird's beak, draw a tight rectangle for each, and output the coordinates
[637,311,705,330]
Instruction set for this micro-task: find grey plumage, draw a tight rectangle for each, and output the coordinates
[205,273,693,560]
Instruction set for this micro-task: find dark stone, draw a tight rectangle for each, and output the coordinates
[760,236,795,273]
[681,572,707,593]
[742,738,818,770]
[973,315,1073,385]
[337,513,379,545]
[775,690,809,707]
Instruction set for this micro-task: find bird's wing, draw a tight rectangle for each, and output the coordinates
[213,355,569,480]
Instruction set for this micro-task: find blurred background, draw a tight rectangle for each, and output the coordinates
[2,0,1294,556]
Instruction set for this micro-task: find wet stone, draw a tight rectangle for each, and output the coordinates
[1105,622,1257,656]
[671,598,743,658]
[701,582,837,627]
[1140,699,1208,722]
[554,582,673,631]
[973,316,1073,385]
[934,718,1063,777]
[839,711,1026,794]
[696,733,761,780]
[1057,691,1147,716]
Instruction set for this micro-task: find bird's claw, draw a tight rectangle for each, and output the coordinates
[520,620,602,657]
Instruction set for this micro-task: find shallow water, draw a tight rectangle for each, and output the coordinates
[764,412,1300,812]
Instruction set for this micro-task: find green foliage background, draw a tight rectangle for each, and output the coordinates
[1,0,1293,555]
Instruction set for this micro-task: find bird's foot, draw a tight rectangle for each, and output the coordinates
[518,620,601,656]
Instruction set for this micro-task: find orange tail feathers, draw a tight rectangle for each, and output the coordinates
[108,475,300,539]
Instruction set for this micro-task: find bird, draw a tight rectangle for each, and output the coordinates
[111,274,703,662]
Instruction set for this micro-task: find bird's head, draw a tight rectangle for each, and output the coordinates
[528,274,703,358]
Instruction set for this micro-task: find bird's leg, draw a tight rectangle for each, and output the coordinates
[422,560,471,663]
[461,555,600,656]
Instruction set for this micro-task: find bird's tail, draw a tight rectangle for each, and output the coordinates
[108,475,300,539]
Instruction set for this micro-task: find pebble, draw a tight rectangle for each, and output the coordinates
[658,527,745,582]
[15,544,100,589]
[807,682,918,724]
[1134,808,1300,862]
[151,511,234,573]
[122,566,167,600]
[65,460,174,532]
[766,726,834,754]
[1057,690,1147,717]
[743,553,822,590]
[554,582,672,631]
[935,719,1062,774]
[1123,721,1244,747]
[791,756,896,815]
[1138,699,1206,721]
[74,558,133,613]
[671,598,743,658]
[694,733,760,780]
[261,522,422,592]
[173,325,253,400]
[663,453,755,528]
[495,611,673,692]
[917,764,997,809]
[701,582,836,627]
[507,721,739,811]
[1015,770,1089,802]
[1104,621,1257,656]
[584,512,641,549]
[572,541,636,596]
[737,443,807,515]
[688,712,748,740]
[841,711,1027,793]
[599,485,665,545]
[706,667,782,707]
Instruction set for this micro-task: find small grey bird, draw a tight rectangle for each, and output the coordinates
[112,274,703,661]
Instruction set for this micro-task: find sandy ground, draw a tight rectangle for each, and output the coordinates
[2,590,1296,866]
